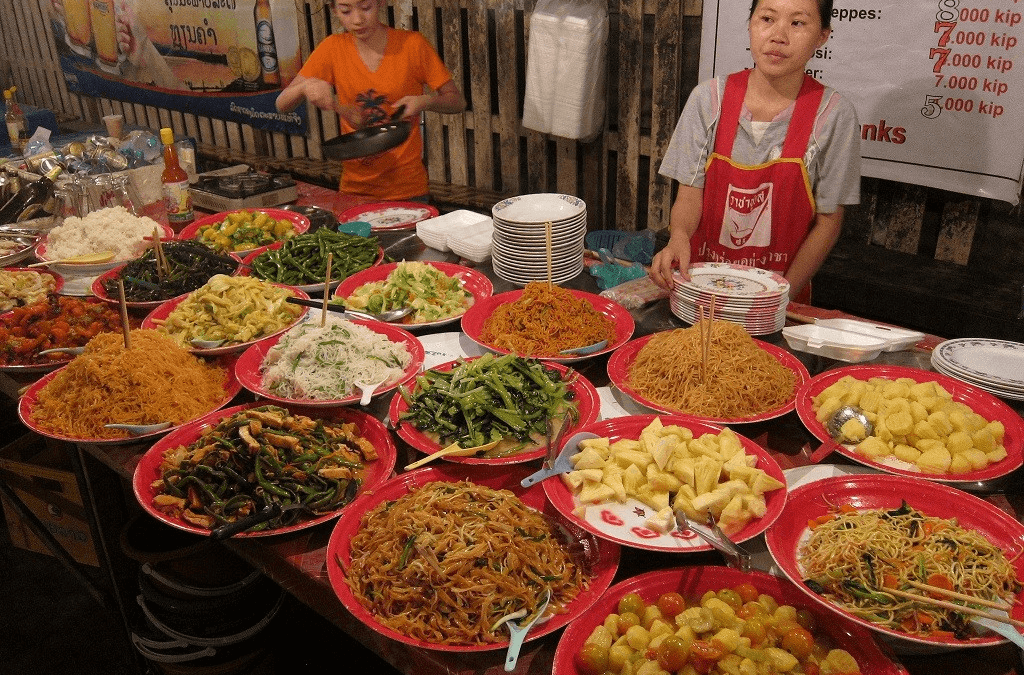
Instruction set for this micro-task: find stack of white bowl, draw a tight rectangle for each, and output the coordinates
[490,193,587,286]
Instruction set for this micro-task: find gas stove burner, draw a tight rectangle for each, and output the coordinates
[189,170,299,211]
[193,172,295,199]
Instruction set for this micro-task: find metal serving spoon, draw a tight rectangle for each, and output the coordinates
[190,338,227,349]
[558,339,609,356]
[38,346,85,356]
[809,404,874,463]
[343,306,414,323]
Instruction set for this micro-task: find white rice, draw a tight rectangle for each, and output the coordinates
[44,206,161,261]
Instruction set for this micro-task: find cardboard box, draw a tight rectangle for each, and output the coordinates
[0,433,99,566]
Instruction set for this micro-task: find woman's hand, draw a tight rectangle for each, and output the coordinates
[648,237,691,290]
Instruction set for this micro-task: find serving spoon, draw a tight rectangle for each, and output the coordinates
[343,306,414,323]
[404,439,501,471]
[190,338,227,349]
[355,378,386,406]
[25,251,115,267]
[503,588,551,672]
[558,339,608,356]
[809,404,874,463]
[38,346,85,356]
[104,422,173,435]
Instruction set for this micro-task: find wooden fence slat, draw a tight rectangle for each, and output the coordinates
[614,0,643,232]
[936,197,980,265]
[647,0,681,230]
[493,0,520,195]
[438,0,467,185]
[466,1,493,189]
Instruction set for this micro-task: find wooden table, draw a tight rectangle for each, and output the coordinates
[5,187,1024,674]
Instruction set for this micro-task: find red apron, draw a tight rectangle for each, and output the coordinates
[692,69,824,281]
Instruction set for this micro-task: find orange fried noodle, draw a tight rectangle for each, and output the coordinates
[626,320,795,418]
[30,330,227,439]
[479,282,616,357]
[344,480,591,645]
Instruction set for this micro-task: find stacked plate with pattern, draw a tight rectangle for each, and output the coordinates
[931,338,1024,401]
[670,262,789,335]
[490,193,586,286]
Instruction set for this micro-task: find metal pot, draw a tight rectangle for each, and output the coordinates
[321,119,412,161]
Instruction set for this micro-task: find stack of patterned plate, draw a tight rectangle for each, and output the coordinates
[931,338,1024,401]
[670,262,789,335]
[490,193,586,286]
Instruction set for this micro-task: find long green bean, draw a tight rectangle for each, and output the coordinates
[249,229,380,285]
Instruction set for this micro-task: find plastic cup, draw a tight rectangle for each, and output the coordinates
[102,114,124,139]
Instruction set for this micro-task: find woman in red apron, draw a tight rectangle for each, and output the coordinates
[650,0,861,301]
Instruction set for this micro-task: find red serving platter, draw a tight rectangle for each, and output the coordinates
[388,356,600,465]
[18,353,241,445]
[338,201,438,231]
[333,261,493,329]
[542,414,787,552]
[2,266,64,298]
[133,402,395,537]
[239,239,385,294]
[606,330,810,424]
[551,566,905,674]
[234,318,425,407]
[176,208,310,256]
[764,473,1024,648]
[795,364,1024,483]
[141,283,309,357]
[325,463,620,651]
[460,288,635,363]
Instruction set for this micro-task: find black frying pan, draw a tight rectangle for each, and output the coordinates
[322,105,411,161]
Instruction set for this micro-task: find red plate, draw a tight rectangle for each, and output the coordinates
[141,283,309,356]
[1,266,64,299]
[325,464,620,651]
[542,414,787,552]
[795,364,1024,482]
[551,566,904,674]
[0,296,132,374]
[132,402,396,537]
[388,357,600,465]
[333,261,493,329]
[234,319,425,407]
[764,473,1024,648]
[240,240,385,294]
[338,201,438,231]
[461,288,635,363]
[607,331,810,424]
[91,265,172,311]
[18,354,241,445]
[176,208,310,256]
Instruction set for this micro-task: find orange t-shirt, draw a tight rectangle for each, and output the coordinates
[299,29,454,200]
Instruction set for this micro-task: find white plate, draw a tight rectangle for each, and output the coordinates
[932,338,1024,389]
[675,262,790,298]
[491,193,586,223]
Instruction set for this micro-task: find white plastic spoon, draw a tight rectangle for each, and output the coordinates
[558,339,608,356]
[104,422,173,435]
[504,588,551,672]
[355,378,386,406]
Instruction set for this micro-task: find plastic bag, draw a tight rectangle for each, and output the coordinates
[599,273,670,310]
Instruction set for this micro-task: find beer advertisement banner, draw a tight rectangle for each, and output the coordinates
[49,0,306,135]
[699,0,1024,205]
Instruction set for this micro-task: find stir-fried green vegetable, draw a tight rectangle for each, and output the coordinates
[103,240,237,302]
[151,405,378,531]
[339,261,471,323]
[398,353,577,452]
[249,228,380,286]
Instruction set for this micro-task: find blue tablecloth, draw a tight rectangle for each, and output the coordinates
[0,103,60,156]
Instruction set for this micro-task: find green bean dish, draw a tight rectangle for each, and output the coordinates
[151,405,378,531]
[398,353,579,458]
[248,229,380,286]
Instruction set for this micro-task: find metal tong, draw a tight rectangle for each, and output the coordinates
[674,509,751,572]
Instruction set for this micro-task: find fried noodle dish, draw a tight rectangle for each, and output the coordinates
[800,501,1021,638]
[344,480,592,645]
[29,330,228,439]
[626,320,795,418]
[479,282,616,357]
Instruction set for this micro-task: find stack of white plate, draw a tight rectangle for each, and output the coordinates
[931,338,1024,401]
[490,193,586,286]
[670,262,789,335]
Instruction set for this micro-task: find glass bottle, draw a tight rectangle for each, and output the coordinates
[4,87,27,154]
[254,0,281,86]
[160,127,193,231]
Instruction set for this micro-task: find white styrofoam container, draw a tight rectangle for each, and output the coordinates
[814,318,925,352]
[782,324,888,362]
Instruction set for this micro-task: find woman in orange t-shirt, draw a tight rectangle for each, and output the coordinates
[276,0,465,201]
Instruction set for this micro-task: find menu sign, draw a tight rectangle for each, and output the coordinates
[699,0,1024,205]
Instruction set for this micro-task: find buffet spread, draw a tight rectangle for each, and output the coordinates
[3,184,1024,675]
